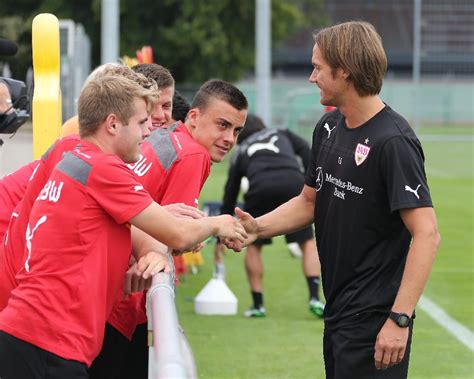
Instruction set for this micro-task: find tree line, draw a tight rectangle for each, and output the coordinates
[0,0,327,83]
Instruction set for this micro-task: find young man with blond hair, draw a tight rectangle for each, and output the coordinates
[0,65,161,311]
[0,74,246,378]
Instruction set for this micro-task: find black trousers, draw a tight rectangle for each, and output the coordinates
[119,323,148,379]
[245,170,314,246]
[88,322,148,379]
[0,331,88,379]
[323,312,413,379]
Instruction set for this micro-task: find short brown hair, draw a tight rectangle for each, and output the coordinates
[313,21,387,96]
[78,74,158,138]
[191,79,248,112]
[132,63,175,90]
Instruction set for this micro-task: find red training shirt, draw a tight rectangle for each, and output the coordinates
[0,141,153,366]
[107,122,211,339]
[0,160,37,239]
[0,136,80,310]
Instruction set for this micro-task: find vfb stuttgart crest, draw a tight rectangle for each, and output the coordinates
[354,143,370,166]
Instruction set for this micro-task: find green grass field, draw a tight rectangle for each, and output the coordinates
[175,131,474,378]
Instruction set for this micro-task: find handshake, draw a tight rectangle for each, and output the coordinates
[203,207,258,252]
[213,207,258,252]
[124,205,259,296]
[163,203,258,255]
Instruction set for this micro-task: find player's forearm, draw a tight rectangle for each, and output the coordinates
[133,206,215,251]
[257,190,315,239]
[132,203,244,251]
[176,217,219,248]
[391,227,440,314]
[131,226,168,260]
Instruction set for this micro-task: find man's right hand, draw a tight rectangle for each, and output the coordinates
[223,207,259,251]
[213,214,247,243]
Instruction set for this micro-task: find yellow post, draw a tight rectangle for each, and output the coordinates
[32,13,62,159]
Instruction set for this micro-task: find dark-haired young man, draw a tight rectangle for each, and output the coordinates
[132,63,174,130]
[94,78,249,379]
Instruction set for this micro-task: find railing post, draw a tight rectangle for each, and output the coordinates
[147,270,197,378]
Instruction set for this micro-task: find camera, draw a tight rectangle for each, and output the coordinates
[0,77,30,134]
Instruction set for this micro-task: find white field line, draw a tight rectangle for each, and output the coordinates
[418,295,474,351]
[419,135,474,142]
[425,167,474,179]
[431,268,474,273]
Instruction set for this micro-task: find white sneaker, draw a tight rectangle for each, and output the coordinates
[309,299,325,318]
[243,306,266,318]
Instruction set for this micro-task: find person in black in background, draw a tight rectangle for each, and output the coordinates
[169,90,190,124]
[218,114,324,318]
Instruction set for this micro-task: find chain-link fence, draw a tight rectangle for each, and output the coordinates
[236,0,474,140]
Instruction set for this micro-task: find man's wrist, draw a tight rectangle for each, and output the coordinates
[389,311,413,328]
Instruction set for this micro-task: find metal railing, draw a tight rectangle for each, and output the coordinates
[146,270,197,379]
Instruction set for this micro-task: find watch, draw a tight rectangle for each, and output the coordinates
[389,311,412,328]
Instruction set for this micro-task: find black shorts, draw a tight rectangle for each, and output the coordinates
[323,312,413,379]
[0,330,88,379]
[89,323,130,379]
[118,323,148,379]
[252,225,314,246]
[245,171,314,246]
[89,322,148,379]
